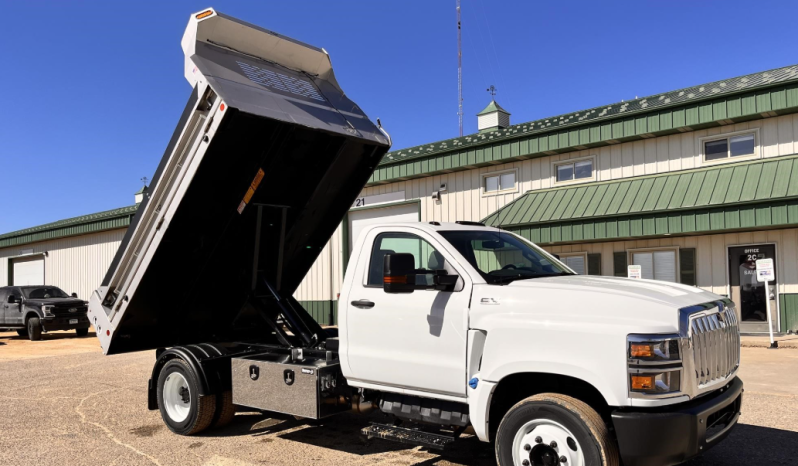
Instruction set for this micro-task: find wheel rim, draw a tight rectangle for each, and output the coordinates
[163,372,191,423]
[512,419,584,466]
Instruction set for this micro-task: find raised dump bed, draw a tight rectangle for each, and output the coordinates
[89,9,390,355]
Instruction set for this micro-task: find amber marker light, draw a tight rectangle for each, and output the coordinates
[196,10,214,20]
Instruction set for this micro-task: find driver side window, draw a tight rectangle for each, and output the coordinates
[367,232,448,286]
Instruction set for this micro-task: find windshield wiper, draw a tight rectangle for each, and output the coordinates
[524,271,574,279]
[492,271,572,285]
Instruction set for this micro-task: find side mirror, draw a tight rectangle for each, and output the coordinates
[7,295,19,304]
[383,253,417,294]
[552,254,561,260]
[71,293,78,298]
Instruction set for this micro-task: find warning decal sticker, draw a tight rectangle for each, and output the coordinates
[237,168,265,214]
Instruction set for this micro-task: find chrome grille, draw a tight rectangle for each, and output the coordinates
[689,304,740,387]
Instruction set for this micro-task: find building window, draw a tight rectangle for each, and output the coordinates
[554,156,595,184]
[482,169,517,195]
[700,130,758,164]
[560,253,587,275]
[630,249,677,283]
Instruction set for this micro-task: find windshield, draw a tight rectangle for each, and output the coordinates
[22,287,70,299]
[438,230,574,284]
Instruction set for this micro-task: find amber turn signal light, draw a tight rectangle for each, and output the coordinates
[630,343,654,358]
[631,375,655,391]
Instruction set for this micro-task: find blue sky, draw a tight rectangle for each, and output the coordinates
[1,0,796,233]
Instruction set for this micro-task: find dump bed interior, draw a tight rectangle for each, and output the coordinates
[90,10,389,354]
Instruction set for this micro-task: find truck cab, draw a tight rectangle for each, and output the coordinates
[339,222,742,466]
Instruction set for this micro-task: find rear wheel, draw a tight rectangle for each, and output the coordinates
[27,318,42,341]
[212,390,236,428]
[157,359,216,435]
[75,327,89,337]
[495,393,619,466]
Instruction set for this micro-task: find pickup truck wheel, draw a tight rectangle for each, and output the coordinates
[157,359,216,435]
[27,318,42,341]
[496,393,619,466]
[75,328,89,337]
[16,328,28,337]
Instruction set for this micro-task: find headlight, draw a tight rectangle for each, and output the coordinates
[630,369,681,395]
[42,305,54,316]
[627,334,682,398]
[628,339,680,362]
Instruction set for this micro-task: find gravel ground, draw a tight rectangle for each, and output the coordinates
[0,331,796,466]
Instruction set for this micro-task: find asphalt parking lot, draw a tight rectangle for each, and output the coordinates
[1,331,797,466]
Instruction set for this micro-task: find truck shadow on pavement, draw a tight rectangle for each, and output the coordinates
[686,424,798,465]
[203,413,798,466]
[203,410,495,464]
[0,331,96,341]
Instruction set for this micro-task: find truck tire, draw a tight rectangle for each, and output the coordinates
[156,359,216,435]
[495,393,619,466]
[27,318,43,341]
[212,390,236,428]
[16,328,28,337]
[76,328,89,337]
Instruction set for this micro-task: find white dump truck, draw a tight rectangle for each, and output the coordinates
[89,9,742,466]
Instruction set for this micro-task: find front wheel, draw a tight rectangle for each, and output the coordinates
[27,318,42,341]
[75,327,89,337]
[495,393,619,466]
[156,359,216,435]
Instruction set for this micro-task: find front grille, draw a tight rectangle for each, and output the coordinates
[689,304,740,387]
[51,305,88,316]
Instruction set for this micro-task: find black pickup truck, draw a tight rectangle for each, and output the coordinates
[0,286,90,340]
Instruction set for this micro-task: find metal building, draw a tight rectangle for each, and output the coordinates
[4,64,798,333]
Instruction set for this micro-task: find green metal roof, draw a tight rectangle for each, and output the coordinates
[485,155,798,228]
[372,64,798,185]
[0,205,139,249]
[483,155,798,244]
[477,100,509,116]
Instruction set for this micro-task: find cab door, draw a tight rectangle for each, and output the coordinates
[4,288,24,326]
[343,227,471,398]
[0,289,7,325]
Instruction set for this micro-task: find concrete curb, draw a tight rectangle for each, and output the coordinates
[741,336,798,349]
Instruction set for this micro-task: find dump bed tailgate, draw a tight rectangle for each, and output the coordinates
[89,9,389,355]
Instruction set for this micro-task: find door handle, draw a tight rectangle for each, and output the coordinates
[351,299,375,309]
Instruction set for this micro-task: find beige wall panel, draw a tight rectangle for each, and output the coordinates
[0,229,126,301]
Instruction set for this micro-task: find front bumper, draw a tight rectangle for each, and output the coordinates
[612,377,743,466]
[42,315,90,331]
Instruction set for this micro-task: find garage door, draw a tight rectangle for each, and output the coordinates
[13,256,45,286]
[348,203,419,254]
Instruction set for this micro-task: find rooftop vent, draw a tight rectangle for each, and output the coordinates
[477,100,510,133]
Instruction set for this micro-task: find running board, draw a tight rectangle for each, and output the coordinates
[361,423,456,450]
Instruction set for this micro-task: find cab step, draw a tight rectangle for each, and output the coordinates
[361,423,456,450]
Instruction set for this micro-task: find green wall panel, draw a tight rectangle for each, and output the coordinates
[779,294,798,333]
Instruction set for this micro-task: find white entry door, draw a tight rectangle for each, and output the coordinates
[13,256,44,286]
[348,203,419,254]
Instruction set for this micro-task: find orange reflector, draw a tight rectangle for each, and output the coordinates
[631,375,654,391]
[630,343,653,358]
[384,275,407,284]
[196,10,214,19]
[220,103,225,111]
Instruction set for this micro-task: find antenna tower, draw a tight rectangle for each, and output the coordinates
[457,0,463,136]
